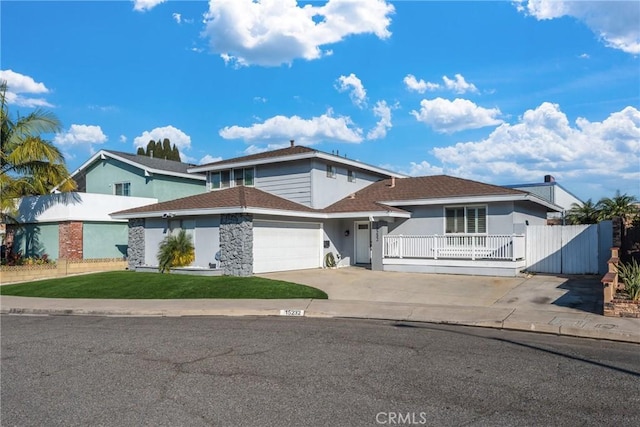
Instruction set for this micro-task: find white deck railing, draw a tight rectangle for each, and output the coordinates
[383,234,525,261]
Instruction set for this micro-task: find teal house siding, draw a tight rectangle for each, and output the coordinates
[151,174,204,201]
[83,222,129,259]
[84,158,205,202]
[12,223,59,259]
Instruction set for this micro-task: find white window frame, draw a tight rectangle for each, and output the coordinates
[444,205,487,234]
[326,164,336,178]
[210,168,255,190]
[114,182,131,196]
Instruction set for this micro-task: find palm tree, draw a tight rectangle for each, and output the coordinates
[598,191,639,226]
[0,81,76,222]
[157,229,195,273]
[565,199,601,225]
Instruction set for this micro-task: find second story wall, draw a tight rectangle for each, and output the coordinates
[310,159,385,209]
[254,160,312,206]
[84,158,205,202]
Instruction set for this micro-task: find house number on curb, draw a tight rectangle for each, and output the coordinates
[280,309,304,316]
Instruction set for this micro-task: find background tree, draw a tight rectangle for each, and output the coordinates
[1,81,75,223]
[138,139,181,161]
[565,199,600,225]
[598,191,639,226]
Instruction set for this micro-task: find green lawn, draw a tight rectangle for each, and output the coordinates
[0,271,328,299]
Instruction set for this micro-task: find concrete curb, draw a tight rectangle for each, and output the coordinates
[3,303,639,345]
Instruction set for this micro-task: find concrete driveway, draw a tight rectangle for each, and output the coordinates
[259,267,603,314]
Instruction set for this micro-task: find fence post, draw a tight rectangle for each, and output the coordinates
[399,235,403,259]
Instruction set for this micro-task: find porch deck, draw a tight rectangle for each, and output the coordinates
[382,234,526,277]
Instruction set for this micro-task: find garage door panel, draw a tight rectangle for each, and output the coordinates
[253,220,322,273]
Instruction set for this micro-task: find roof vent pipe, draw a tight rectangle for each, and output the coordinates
[390,176,396,188]
[544,175,555,183]
[290,139,295,147]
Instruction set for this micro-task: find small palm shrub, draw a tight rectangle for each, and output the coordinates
[157,229,195,273]
[616,259,640,302]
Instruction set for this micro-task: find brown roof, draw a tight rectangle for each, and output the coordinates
[112,186,317,216]
[324,175,527,213]
[198,145,316,168]
[113,175,530,218]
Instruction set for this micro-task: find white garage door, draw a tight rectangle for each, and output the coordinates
[253,220,322,273]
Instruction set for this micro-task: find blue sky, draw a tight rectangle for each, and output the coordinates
[2,0,639,202]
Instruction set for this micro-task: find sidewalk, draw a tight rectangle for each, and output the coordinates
[2,295,639,344]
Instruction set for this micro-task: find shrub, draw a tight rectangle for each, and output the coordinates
[157,230,195,273]
[616,259,640,302]
[1,252,55,266]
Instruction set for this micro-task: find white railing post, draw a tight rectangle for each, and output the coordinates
[399,235,403,259]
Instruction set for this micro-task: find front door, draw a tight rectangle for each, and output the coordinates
[355,221,370,264]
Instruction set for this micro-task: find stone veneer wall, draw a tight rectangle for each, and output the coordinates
[604,300,640,318]
[127,218,145,270]
[220,213,253,277]
[59,221,83,260]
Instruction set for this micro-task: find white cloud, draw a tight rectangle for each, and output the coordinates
[199,154,223,165]
[579,53,590,59]
[54,125,108,148]
[406,161,444,177]
[517,0,640,54]
[442,74,478,94]
[133,125,192,151]
[410,98,503,134]
[404,73,478,94]
[243,143,291,155]
[219,110,363,144]
[119,135,127,143]
[172,13,182,24]
[403,74,439,94]
[202,0,394,67]
[431,103,640,191]
[132,0,166,12]
[253,96,268,103]
[0,69,52,107]
[336,73,367,108]
[367,100,393,140]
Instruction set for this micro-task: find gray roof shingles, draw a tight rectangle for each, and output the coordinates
[103,150,201,176]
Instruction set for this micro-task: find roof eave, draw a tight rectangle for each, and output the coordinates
[188,151,405,178]
[380,193,564,211]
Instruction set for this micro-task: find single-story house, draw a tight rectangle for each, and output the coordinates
[112,143,563,277]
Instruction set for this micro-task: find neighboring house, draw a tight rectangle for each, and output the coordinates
[8,150,206,261]
[506,175,583,223]
[112,143,562,277]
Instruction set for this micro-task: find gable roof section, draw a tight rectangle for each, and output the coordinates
[111,174,562,220]
[55,150,205,191]
[112,186,317,218]
[188,144,406,178]
[324,175,563,212]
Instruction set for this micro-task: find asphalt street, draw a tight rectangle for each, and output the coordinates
[1,315,639,426]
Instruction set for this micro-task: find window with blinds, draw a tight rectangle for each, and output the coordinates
[445,206,487,234]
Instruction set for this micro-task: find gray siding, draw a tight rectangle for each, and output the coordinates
[310,159,384,209]
[255,160,312,206]
[322,219,354,267]
[194,216,220,268]
[387,202,541,236]
[144,218,167,266]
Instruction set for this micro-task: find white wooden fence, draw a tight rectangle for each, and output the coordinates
[525,222,612,274]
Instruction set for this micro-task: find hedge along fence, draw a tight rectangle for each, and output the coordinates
[0,258,128,285]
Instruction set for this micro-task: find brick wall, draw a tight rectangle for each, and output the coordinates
[59,221,83,260]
